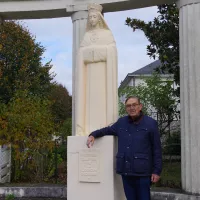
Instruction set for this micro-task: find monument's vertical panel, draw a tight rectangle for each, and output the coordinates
[71,11,88,136]
[67,136,125,200]
[178,0,200,194]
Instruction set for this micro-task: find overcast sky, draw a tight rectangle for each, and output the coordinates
[23,6,158,95]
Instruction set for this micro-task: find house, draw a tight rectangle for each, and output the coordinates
[119,60,175,105]
[119,60,174,89]
[119,60,180,128]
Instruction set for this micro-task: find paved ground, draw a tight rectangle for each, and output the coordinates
[18,199,66,200]
[0,199,66,200]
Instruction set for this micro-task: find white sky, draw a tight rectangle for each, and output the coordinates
[23,6,158,95]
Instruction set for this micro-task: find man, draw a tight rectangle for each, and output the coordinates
[86,96,162,200]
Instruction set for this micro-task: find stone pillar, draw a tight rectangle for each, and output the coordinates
[71,10,88,135]
[177,0,200,194]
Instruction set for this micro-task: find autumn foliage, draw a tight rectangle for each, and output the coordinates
[0,21,70,182]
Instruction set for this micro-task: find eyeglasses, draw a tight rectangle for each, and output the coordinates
[125,103,140,109]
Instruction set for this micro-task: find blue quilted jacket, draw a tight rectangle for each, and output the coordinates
[90,115,162,176]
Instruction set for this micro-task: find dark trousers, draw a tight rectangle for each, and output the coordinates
[122,175,151,200]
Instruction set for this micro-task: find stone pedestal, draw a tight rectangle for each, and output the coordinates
[71,11,88,136]
[178,0,200,194]
[67,136,125,200]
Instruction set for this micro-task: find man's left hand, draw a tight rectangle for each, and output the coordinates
[151,174,160,183]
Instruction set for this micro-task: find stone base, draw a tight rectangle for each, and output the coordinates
[67,136,125,200]
[151,190,200,200]
[0,186,66,198]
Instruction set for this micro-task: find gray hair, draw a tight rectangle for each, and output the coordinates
[125,96,141,104]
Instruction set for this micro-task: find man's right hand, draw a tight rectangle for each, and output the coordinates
[86,136,95,148]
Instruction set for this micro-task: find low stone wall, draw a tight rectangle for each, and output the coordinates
[151,191,200,200]
[0,186,200,199]
[0,186,67,198]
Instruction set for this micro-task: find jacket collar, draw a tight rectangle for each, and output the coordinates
[128,111,144,124]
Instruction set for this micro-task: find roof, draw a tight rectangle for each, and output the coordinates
[129,60,162,75]
[119,60,172,89]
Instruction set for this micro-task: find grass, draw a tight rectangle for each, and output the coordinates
[154,161,181,189]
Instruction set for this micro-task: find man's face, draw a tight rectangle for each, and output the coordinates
[125,98,142,118]
[89,12,99,27]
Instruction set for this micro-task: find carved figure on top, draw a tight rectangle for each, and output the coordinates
[75,3,118,136]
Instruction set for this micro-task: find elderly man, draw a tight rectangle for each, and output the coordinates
[86,96,162,200]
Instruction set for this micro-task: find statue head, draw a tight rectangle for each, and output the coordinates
[86,3,109,31]
[88,10,100,28]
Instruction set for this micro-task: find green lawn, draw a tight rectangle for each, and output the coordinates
[154,161,181,188]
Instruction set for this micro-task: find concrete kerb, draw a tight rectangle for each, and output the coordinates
[151,190,200,200]
[0,186,200,199]
[0,186,67,198]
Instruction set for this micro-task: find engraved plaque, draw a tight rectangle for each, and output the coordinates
[79,149,101,183]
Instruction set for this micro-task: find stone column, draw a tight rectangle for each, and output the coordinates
[177,0,200,194]
[71,10,88,135]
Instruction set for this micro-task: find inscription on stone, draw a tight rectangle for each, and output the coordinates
[79,149,101,183]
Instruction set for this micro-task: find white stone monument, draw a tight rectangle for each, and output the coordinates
[67,3,125,200]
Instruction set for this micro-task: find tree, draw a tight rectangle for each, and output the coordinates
[0,90,56,181]
[0,21,54,104]
[49,84,72,124]
[119,73,179,136]
[125,4,179,97]
[0,21,58,182]
[59,118,72,141]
